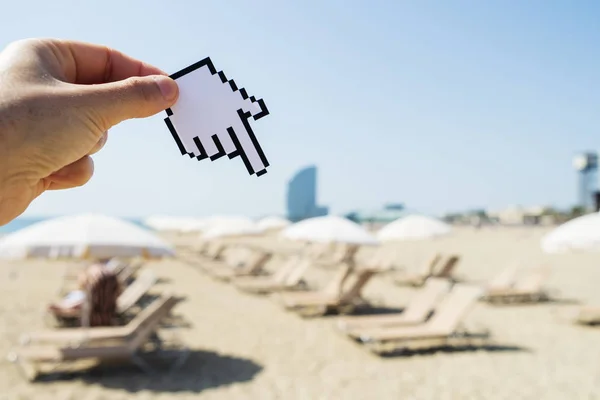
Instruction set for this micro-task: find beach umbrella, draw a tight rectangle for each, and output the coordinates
[179,218,214,233]
[144,215,200,232]
[376,214,451,241]
[201,217,261,240]
[281,215,378,245]
[256,216,291,232]
[0,214,174,260]
[541,212,600,254]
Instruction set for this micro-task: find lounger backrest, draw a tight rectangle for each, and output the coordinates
[364,248,384,269]
[514,266,550,292]
[339,268,378,302]
[434,255,460,278]
[329,245,347,264]
[271,257,300,283]
[128,293,176,331]
[323,263,354,296]
[240,252,271,274]
[487,262,520,290]
[206,242,226,259]
[116,269,157,314]
[105,258,126,273]
[421,253,442,276]
[425,284,483,333]
[402,277,452,322]
[283,258,311,286]
[379,249,397,270]
[224,247,244,266]
[123,293,178,350]
[203,242,215,256]
[314,242,335,261]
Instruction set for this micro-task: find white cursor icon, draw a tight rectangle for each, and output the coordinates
[164,58,270,176]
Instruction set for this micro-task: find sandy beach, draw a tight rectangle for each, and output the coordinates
[1,226,600,399]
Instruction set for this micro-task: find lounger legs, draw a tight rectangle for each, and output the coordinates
[7,352,38,381]
[296,305,328,318]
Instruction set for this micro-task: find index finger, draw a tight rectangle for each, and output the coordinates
[47,39,167,84]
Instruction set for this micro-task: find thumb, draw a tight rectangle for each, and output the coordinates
[80,75,179,128]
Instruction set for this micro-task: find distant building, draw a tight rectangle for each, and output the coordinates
[286,166,329,222]
[486,205,555,226]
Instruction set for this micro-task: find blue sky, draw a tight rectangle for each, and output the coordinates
[1,0,599,218]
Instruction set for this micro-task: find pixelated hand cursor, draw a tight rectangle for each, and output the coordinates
[164,58,270,176]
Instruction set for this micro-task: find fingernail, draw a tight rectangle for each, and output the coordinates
[154,76,178,102]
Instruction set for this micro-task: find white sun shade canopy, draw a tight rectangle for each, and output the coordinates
[377,215,452,241]
[0,214,174,259]
[257,216,291,232]
[281,215,378,245]
[144,215,208,232]
[541,212,600,254]
[201,217,261,240]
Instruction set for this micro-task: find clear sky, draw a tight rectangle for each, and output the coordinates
[1,0,599,219]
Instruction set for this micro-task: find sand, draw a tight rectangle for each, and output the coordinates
[0,226,600,399]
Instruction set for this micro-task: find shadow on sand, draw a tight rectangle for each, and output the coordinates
[377,344,530,358]
[35,349,263,393]
[483,297,581,307]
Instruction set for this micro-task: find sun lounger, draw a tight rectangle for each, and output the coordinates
[49,269,157,326]
[485,262,521,292]
[58,258,139,295]
[358,247,396,270]
[354,284,489,354]
[394,253,442,287]
[316,244,353,266]
[49,265,121,327]
[115,259,145,284]
[116,269,158,315]
[8,293,188,380]
[210,251,272,282]
[435,255,460,279]
[204,242,227,260]
[279,265,381,317]
[574,306,600,325]
[482,266,551,303]
[234,257,311,294]
[337,277,452,333]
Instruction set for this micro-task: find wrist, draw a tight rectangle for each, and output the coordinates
[0,105,23,225]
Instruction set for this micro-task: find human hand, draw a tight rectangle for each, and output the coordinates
[0,38,179,225]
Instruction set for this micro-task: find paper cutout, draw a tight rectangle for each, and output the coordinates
[164,58,270,177]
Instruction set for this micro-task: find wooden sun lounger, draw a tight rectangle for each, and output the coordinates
[316,244,353,266]
[485,262,521,292]
[58,258,142,294]
[116,269,158,315]
[337,277,452,334]
[394,253,441,287]
[210,251,272,282]
[49,269,157,325]
[116,259,145,284]
[574,306,600,325]
[234,257,311,294]
[373,249,398,270]
[482,266,552,303]
[435,255,460,279]
[204,242,227,260]
[278,265,381,317]
[23,292,175,344]
[354,284,489,354]
[8,293,188,380]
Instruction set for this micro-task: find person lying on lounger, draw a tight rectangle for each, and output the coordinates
[48,263,122,326]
